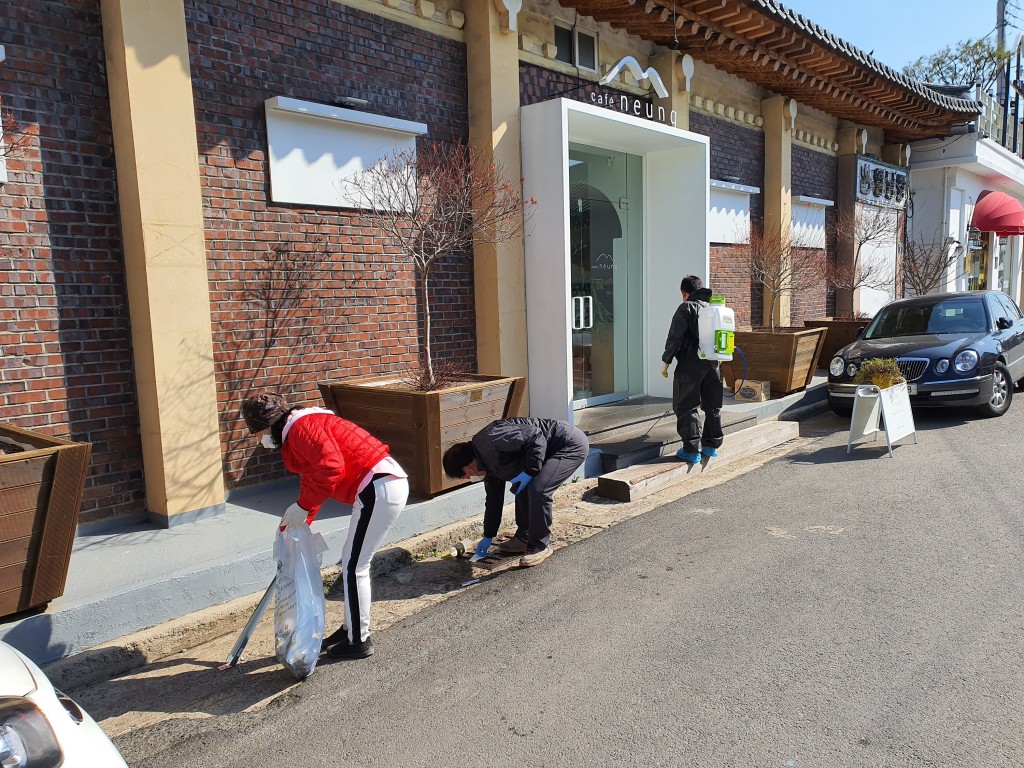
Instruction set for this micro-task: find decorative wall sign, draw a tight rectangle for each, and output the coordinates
[856,156,908,209]
[600,56,669,98]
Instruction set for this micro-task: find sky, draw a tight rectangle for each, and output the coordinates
[779,0,1006,72]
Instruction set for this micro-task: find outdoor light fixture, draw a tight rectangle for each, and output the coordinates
[336,96,369,109]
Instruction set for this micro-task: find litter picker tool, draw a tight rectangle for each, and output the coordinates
[217,576,277,671]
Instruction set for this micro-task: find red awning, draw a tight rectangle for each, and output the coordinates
[971,190,1024,236]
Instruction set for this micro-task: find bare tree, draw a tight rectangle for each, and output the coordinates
[0,97,29,160]
[741,227,826,331]
[828,205,900,312]
[341,141,535,390]
[903,38,1011,92]
[903,233,963,296]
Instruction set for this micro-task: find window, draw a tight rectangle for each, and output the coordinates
[995,292,1021,322]
[553,25,598,72]
[554,26,573,65]
[576,31,597,71]
[965,227,989,291]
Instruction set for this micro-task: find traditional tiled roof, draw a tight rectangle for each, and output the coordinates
[557,0,982,140]
[752,0,981,115]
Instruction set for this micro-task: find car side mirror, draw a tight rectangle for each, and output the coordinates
[997,317,1014,330]
[856,326,866,338]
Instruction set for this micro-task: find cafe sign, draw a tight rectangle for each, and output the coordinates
[591,56,678,128]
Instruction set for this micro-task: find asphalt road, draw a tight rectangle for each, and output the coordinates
[119,407,1024,767]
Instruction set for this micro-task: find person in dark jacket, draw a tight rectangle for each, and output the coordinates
[240,393,408,660]
[661,275,724,465]
[442,417,589,568]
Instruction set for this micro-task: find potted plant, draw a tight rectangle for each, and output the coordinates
[852,357,905,390]
[0,423,91,619]
[724,228,827,395]
[318,141,534,497]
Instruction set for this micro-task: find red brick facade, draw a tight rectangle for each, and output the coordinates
[184,0,471,490]
[0,0,144,524]
[0,0,472,522]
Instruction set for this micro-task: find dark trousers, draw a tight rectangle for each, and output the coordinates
[673,361,724,454]
[512,427,589,549]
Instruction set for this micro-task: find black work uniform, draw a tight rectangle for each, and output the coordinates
[473,418,590,549]
[662,287,725,454]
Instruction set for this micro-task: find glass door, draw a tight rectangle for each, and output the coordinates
[568,144,643,408]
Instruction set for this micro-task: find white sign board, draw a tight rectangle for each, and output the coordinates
[847,381,917,457]
[264,97,427,209]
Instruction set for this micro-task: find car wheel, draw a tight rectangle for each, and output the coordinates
[828,396,852,417]
[980,362,1013,417]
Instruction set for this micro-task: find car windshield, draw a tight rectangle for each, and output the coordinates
[863,298,989,339]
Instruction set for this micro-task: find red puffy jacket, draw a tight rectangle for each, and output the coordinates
[281,411,390,517]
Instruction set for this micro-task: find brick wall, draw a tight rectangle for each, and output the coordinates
[0,1,144,523]
[690,113,765,326]
[185,0,471,489]
[792,145,838,320]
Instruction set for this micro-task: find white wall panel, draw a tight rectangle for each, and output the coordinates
[264,97,427,209]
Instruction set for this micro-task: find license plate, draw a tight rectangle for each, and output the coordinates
[907,383,918,395]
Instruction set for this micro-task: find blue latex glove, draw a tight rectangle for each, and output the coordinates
[475,537,493,558]
[510,471,534,495]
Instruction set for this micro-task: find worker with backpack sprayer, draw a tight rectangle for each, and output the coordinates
[661,275,734,465]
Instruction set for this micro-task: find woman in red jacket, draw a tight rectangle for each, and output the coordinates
[241,393,408,660]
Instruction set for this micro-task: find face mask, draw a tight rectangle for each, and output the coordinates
[260,434,278,450]
[466,473,483,483]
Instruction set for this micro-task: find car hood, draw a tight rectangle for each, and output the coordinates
[0,642,40,697]
[840,333,984,360]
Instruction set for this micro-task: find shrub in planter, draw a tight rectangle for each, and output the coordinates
[852,358,905,390]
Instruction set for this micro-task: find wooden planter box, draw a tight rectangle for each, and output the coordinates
[803,318,868,364]
[722,327,827,395]
[0,423,91,619]
[318,374,526,498]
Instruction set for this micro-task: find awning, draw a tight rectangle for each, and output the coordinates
[971,190,1024,236]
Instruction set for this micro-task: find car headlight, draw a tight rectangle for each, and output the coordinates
[935,359,950,374]
[846,362,859,378]
[0,698,62,768]
[954,350,979,372]
[829,357,845,377]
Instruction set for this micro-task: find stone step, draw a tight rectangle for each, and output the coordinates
[596,420,800,502]
[591,411,758,473]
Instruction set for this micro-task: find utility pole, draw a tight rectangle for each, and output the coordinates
[999,0,1008,51]
[998,0,1008,103]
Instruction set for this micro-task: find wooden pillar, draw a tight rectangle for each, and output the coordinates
[464,2,528,384]
[101,0,225,525]
[761,96,794,328]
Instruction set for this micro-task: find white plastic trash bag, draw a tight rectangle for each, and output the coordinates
[273,522,326,680]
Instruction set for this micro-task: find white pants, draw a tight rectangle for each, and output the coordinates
[341,473,408,643]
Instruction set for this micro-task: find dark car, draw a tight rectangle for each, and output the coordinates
[827,290,1024,418]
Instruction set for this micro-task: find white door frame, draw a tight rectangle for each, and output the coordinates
[520,98,710,423]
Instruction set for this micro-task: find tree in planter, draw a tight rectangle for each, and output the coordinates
[903,232,964,296]
[741,226,826,331]
[828,204,901,317]
[341,141,535,390]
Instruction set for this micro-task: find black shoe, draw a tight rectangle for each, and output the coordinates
[321,626,349,652]
[328,637,374,659]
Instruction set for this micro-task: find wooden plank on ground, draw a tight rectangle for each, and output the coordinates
[596,421,799,502]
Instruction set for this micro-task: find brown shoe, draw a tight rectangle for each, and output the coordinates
[519,546,552,567]
[496,536,529,555]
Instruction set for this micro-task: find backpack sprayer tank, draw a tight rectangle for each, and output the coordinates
[697,295,734,362]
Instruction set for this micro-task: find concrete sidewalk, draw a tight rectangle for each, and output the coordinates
[0,374,828,669]
[1,479,493,666]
